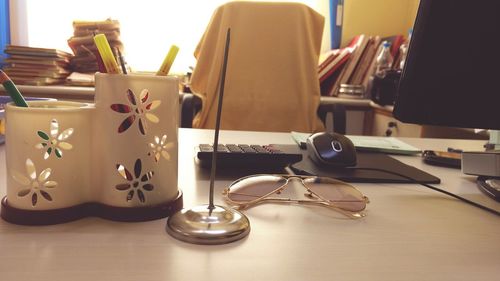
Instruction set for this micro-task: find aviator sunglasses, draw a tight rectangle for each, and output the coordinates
[222,174,369,219]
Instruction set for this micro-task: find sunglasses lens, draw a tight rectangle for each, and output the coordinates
[304,178,366,212]
[228,175,285,203]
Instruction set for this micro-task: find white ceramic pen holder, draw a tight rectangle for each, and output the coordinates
[1,73,182,225]
[4,101,94,209]
[93,73,181,212]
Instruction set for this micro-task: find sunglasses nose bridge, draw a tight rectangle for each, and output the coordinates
[273,177,292,194]
[291,177,311,191]
[281,177,313,197]
[285,176,306,185]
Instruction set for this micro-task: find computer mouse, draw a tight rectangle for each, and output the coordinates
[306,132,357,167]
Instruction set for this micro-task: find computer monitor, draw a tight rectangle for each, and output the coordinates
[393,0,500,131]
[393,0,500,202]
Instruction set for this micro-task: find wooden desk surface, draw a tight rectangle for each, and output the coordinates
[0,129,498,281]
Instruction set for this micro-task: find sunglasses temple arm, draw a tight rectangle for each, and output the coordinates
[294,200,365,219]
[228,198,365,219]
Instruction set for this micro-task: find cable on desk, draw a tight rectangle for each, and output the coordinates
[347,167,500,216]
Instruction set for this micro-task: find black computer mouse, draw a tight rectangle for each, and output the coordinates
[306,132,357,167]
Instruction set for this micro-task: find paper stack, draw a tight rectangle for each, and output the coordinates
[2,45,73,85]
[67,19,123,75]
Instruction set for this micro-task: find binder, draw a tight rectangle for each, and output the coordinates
[0,0,10,68]
[329,0,344,49]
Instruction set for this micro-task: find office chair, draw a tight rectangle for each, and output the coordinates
[182,2,345,134]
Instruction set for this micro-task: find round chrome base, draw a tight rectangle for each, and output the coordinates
[166,205,250,245]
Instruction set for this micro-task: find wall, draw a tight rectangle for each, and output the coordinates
[340,0,420,47]
[7,0,331,73]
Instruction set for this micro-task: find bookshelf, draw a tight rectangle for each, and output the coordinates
[320,96,372,135]
[369,102,421,137]
[0,84,371,134]
[1,84,483,139]
[321,0,420,99]
[0,84,94,102]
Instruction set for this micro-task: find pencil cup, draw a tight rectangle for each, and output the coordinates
[1,75,183,225]
[93,73,181,219]
[3,101,94,211]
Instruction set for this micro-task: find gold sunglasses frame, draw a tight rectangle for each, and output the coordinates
[222,174,370,219]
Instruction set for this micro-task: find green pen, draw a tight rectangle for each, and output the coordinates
[0,70,28,107]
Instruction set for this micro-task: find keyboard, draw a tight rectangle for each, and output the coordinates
[196,144,303,169]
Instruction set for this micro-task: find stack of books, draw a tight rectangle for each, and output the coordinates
[319,34,407,97]
[67,19,123,75]
[2,45,73,85]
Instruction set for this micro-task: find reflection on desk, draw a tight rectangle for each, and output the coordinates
[0,128,498,281]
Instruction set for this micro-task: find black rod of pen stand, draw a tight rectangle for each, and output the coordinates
[165,28,250,244]
[208,29,231,211]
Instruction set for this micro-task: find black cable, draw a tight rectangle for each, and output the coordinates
[348,167,500,216]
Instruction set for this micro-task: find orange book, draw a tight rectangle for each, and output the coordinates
[318,49,340,72]
[319,48,351,83]
[328,34,369,96]
[351,36,381,85]
[338,35,369,84]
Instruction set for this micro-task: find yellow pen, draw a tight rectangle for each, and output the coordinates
[156,45,179,76]
[93,34,121,74]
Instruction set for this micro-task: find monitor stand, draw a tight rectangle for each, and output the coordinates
[462,130,500,176]
[485,130,500,150]
[462,130,500,202]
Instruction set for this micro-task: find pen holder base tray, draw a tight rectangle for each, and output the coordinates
[0,191,183,225]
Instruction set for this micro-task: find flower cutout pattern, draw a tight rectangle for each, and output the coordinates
[11,158,57,207]
[148,134,174,163]
[115,158,155,203]
[35,119,74,160]
[110,88,161,135]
